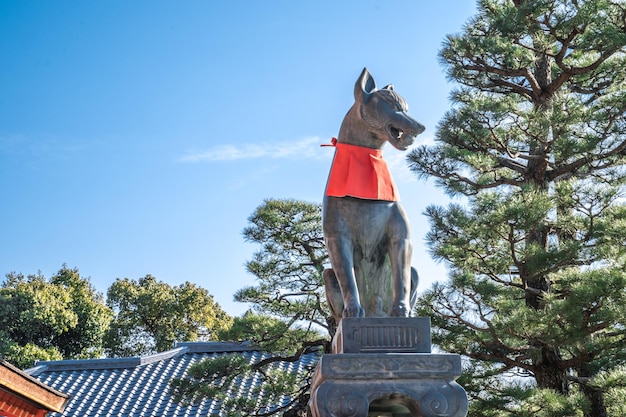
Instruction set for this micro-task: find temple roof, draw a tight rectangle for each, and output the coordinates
[26,342,319,417]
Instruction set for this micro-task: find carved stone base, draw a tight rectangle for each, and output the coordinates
[308,353,468,417]
[308,318,468,417]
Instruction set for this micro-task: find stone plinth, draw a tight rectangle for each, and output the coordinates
[308,318,468,417]
[332,317,431,354]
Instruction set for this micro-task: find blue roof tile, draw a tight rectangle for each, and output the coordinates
[26,342,319,417]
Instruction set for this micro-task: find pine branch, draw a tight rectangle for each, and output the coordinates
[250,339,325,371]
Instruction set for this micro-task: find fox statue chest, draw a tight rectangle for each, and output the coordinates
[323,196,409,260]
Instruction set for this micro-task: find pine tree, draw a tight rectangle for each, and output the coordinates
[408,1,626,416]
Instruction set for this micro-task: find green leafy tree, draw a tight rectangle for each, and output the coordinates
[0,265,112,368]
[104,275,232,357]
[407,1,626,416]
[171,199,329,416]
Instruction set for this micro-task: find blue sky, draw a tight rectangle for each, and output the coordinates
[0,1,477,316]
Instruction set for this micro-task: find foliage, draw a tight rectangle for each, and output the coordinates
[0,265,112,368]
[104,274,232,357]
[171,199,329,416]
[0,330,64,369]
[408,1,626,416]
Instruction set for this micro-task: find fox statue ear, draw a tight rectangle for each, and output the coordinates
[355,67,376,103]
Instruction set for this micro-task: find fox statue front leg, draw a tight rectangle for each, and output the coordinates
[323,236,365,319]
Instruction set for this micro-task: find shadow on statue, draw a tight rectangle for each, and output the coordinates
[308,68,468,417]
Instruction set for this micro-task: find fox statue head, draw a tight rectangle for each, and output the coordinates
[338,68,425,151]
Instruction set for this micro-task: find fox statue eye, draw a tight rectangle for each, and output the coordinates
[384,97,404,112]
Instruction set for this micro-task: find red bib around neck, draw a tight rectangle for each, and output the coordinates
[325,141,399,201]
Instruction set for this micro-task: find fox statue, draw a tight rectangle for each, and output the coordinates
[323,68,425,323]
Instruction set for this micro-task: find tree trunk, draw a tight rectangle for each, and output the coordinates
[533,345,568,394]
[524,45,573,395]
[582,386,608,417]
[579,363,609,417]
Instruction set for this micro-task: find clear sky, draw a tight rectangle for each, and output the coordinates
[0,1,477,316]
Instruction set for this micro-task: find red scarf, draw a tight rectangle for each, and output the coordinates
[325,140,399,201]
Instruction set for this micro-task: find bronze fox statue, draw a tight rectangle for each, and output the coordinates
[323,68,425,323]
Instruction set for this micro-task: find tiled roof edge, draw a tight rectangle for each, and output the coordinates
[0,359,71,411]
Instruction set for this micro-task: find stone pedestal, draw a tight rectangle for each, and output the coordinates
[308,318,468,417]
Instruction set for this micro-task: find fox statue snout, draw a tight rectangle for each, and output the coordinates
[362,84,425,151]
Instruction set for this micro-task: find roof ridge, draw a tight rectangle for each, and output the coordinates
[25,341,259,376]
[173,341,256,353]
[25,346,188,376]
